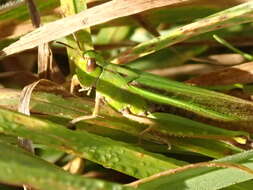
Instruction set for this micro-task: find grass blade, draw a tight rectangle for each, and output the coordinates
[113,2,253,64]
[127,150,253,190]
[0,141,133,190]
[213,34,253,61]
[0,107,187,178]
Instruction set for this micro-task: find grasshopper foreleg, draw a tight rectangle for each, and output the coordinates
[70,74,79,94]
[70,74,92,95]
[69,93,102,125]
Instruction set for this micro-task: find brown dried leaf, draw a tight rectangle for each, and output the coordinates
[17,79,42,173]
[186,61,253,86]
[207,53,246,66]
[37,43,52,78]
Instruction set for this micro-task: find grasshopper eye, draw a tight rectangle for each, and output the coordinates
[86,57,97,72]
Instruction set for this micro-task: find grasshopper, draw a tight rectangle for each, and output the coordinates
[68,48,253,141]
[56,29,253,146]
[71,50,253,119]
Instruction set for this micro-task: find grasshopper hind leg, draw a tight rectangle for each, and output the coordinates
[121,109,156,142]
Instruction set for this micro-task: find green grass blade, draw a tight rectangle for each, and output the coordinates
[128,46,207,71]
[167,137,242,159]
[96,26,134,45]
[0,141,133,190]
[149,112,249,141]
[128,150,253,190]
[222,180,253,190]
[0,0,59,22]
[213,34,253,61]
[0,107,188,178]
[113,2,253,64]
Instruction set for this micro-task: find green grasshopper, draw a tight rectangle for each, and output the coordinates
[69,49,253,134]
[59,29,253,146]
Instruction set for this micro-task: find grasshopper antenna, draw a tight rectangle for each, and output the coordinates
[72,33,82,52]
[55,41,75,50]
[55,40,83,58]
[59,12,83,54]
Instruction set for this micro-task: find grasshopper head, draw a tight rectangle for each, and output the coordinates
[76,50,103,88]
[82,50,105,72]
[83,50,98,73]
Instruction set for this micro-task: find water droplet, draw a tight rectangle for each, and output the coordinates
[5,167,12,174]
[111,157,120,163]
[105,153,112,160]
[100,155,106,162]
[117,149,125,154]
[117,165,126,172]
[88,146,97,153]
[125,167,138,176]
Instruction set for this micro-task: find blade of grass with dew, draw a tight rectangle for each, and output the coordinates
[127,150,253,190]
[0,107,189,178]
[0,141,134,190]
